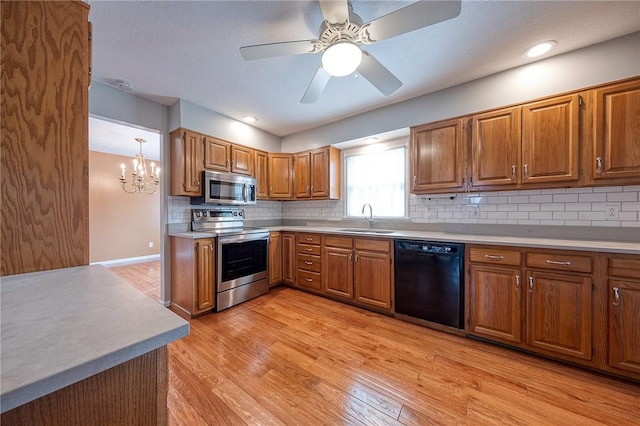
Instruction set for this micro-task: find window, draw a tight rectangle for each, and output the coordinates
[344,144,407,218]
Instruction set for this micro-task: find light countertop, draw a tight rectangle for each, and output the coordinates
[170,226,639,254]
[0,265,189,413]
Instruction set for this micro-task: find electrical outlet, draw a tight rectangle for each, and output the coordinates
[605,204,619,220]
[427,207,437,218]
[148,242,154,248]
[471,206,480,218]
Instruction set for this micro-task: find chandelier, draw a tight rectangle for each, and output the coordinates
[119,138,160,195]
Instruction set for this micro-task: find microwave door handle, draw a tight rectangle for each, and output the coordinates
[242,183,247,203]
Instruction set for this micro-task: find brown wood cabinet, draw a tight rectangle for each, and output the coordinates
[268,232,282,287]
[254,150,269,199]
[170,236,215,318]
[282,232,296,285]
[268,153,294,199]
[354,238,393,311]
[521,94,581,185]
[592,79,640,183]
[296,233,322,291]
[204,137,253,176]
[467,246,523,344]
[322,236,354,300]
[1,0,90,275]
[294,147,341,199]
[170,129,203,196]
[470,107,521,189]
[410,118,466,193]
[607,255,640,375]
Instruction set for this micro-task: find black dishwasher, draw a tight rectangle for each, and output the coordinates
[394,240,464,329]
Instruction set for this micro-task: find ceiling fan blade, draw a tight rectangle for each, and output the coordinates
[364,0,461,42]
[318,0,349,24]
[357,51,402,96]
[301,66,331,104]
[240,40,316,60]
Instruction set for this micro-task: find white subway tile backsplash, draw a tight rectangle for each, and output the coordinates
[553,194,579,202]
[579,193,607,202]
[553,211,579,220]
[540,203,566,211]
[565,203,592,212]
[607,192,638,202]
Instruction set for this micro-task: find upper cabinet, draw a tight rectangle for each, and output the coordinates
[203,137,253,176]
[170,129,203,196]
[521,94,580,185]
[294,147,341,200]
[268,153,294,200]
[254,150,269,200]
[591,79,640,184]
[410,118,466,193]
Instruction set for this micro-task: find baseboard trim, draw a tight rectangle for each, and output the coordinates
[90,254,160,266]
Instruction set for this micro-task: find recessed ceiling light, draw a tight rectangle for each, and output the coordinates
[523,41,557,58]
[364,137,379,144]
[243,116,257,123]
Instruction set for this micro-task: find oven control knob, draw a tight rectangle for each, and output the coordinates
[233,211,238,216]
[239,211,243,217]
[202,211,207,217]
[195,211,201,218]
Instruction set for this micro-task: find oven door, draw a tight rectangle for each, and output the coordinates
[217,232,269,292]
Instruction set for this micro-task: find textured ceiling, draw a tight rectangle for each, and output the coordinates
[88,1,640,137]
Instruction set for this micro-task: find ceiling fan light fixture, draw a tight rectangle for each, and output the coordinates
[322,41,362,77]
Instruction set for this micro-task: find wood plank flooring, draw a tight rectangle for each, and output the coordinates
[113,261,640,425]
[108,260,161,302]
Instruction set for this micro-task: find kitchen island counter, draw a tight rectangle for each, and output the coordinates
[0,265,189,416]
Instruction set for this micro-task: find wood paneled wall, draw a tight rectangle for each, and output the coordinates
[1,1,90,275]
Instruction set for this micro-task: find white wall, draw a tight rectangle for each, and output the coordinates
[281,32,640,152]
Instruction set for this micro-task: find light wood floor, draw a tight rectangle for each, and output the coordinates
[112,261,640,425]
[108,260,161,302]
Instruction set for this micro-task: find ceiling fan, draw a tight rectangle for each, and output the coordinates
[239,0,461,103]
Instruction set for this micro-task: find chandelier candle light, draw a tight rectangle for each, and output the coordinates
[119,138,160,195]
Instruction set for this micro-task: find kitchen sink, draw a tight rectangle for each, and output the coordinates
[338,228,396,234]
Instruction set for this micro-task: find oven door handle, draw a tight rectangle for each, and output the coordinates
[218,232,270,245]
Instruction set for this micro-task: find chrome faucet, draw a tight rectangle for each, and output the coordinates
[362,203,374,230]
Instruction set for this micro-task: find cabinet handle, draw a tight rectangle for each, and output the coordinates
[304,261,313,265]
[310,185,314,192]
[306,248,313,252]
[546,259,571,266]
[355,254,359,262]
[462,177,467,192]
[612,287,621,306]
[484,254,504,260]
[523,164,529,179]
[515,275,521,291]
[511,165,516,179]
[528,276,534,293]
[305,237,313,241]
[349,252,353,262]
[226,159,230,167]
[413,175,417,186]
[596,157,603,175]
[305,278,313,282]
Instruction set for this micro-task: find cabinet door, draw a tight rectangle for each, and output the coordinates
[593,79,640,182]
[410,118,465,193]
[471,107,521,188]
[323,246,353,299]
[268,154,294,199]
[525,271,592,360]
[254,150,269,200]
[354,250,392,310]
[170,129,203,196]
[231,145,253,175]
[268,232,282,286]
[468,265,522,343]
[522,94,580,185]
[310,148,329,198]
[294,152,311,198]
[195,239,215,312]
[282,233,296,285]
[204,137,230,171]
[608,280,640,374]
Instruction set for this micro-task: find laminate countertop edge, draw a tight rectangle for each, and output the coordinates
[169,226,640,254]
[0,265,190,413]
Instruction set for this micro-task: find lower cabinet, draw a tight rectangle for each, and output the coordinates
[282,232,296,285]
[321,236,393,312]
[296,233,322,291]
[607,255,640,375]
[170,236,215,318]
[268,232,282,287]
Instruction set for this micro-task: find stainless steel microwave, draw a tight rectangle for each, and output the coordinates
[191,171,257,205]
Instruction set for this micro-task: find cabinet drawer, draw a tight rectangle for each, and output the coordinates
[297,269,322,291]
[526,252,592,273]
[355,238,391,253]
[469,247,521,266]
[297,243,321,256]
[324,235,353,249]
[297,233,321,245]
[297,254,321,273]
[608,256,640,280]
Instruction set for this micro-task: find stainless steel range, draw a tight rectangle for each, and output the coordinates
[192,208,269,311]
